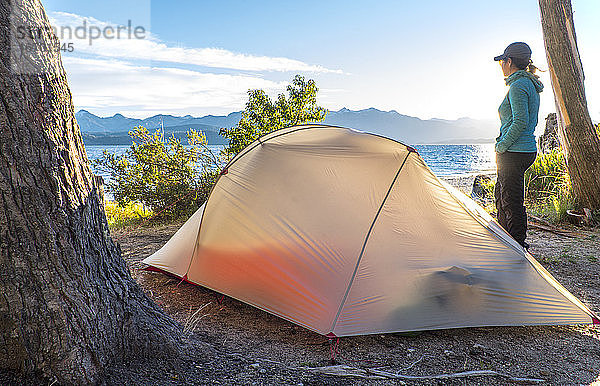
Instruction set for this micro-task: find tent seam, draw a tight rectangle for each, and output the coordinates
[329,151,412,334]
[227,124,415,170]
[185,125,416,278]
[182,126,319,276]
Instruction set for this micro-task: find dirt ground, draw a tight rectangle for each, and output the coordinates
[103,206,600,385]
[2,179,598,385]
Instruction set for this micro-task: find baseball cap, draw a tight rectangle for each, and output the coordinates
[493,42,532,62]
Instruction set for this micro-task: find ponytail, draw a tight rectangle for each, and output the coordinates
[527,60,539,75]
[518,59,544,78]
[510,57,545,77]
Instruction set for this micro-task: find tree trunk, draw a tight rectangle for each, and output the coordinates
[0,1,181,384]
[538,0,600,209]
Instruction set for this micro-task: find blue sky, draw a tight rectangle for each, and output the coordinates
[42,0,599,126]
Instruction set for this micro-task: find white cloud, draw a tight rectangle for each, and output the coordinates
[62,56,287,117]
[49,12,343,74]
[47,11,345,117]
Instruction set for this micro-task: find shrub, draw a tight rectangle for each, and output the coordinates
[479,177,497,214]
[525,149,571,201]
[93,126,221,220]
[524,149,575,222]
[220,75,327,159]
[95,75,326,224]
[104,201,152,230]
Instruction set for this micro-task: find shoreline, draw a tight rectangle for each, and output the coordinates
[441,171,496,194]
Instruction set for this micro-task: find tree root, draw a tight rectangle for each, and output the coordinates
[528,217,581,238]
[297,364,545,384]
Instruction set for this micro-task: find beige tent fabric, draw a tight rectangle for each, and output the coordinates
[143,125,596,336]
[144,203,205,277]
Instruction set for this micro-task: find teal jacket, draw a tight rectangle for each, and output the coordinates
[495,70,543,153]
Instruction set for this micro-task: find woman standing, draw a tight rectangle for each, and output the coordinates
[493,42,543,249]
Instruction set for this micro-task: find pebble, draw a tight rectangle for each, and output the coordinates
[470,343,486,355]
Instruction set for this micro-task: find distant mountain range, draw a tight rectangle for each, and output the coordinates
[76,110,240,145]
[76,108,498,145]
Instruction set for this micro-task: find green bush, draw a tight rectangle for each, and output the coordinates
[94,75,325,225]
[527,188,575,223]
[220,75,327,159]
[93,126,221,220]
[104,201,152,230]
[524,149,575,222]
[525,149,571,202]
[479,177,497,214]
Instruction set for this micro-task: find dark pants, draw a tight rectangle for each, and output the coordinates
[495,151,537,247]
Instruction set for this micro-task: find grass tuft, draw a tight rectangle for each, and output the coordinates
[524,150,577,224]
[104,201,153,230]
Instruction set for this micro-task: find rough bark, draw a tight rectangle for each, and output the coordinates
[537,113,560,154]
[0,1,181,384]
[538,0,600,209]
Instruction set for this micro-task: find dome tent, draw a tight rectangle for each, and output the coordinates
[143,125,598,336]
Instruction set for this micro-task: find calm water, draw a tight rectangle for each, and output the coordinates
[414,144,496,177]
[86,143,496,186]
